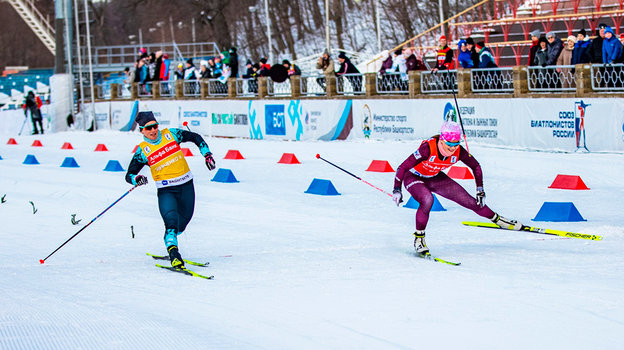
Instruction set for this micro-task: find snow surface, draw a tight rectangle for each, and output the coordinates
[1,130,623,349]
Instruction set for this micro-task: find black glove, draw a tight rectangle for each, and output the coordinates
[135,175,148,186]
[476,186,486,208]
[392,188,403,207]
[205,152,216,171]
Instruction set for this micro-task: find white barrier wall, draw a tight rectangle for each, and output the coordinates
[7,97,619,152]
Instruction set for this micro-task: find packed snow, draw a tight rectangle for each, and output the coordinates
[1,130,623,349]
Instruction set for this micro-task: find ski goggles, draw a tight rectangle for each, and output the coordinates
[443,139,461,147]
[141,123,159,131]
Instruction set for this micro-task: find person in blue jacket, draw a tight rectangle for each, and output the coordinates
[457,39,474,68]
[602,26,622,64]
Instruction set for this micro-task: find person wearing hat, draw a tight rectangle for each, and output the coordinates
[590,23,608,63]
[125,111,216,269]
[572,29,592,65]
[465,37,480,68]
[336,51,362,92]
[316,50,335,91]
[534,37,549,67]
[557,36,577,88]
[282,59,301,76]
[432,35,454,71]
[528,29,541,66]
[23,91,44,134]
[546,31,563,65]
[602,26,622,64]
[457,39,474,68]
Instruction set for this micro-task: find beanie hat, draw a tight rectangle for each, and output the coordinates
[578,28,587,37]
[465,37,475,45]
[598,23,607,29]
[439,35,447,41]
[338,51,347,59]
[475,41,485,50]
[135,111,157,127]
[546,31,556,38]
[530,29,541,38]
[567,35,577,44]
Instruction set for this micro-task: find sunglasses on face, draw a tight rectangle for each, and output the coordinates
[141,123,159,131]
[444,140,461,147]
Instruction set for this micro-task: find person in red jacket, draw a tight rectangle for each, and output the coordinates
[432,35,455,71]
[392,121,522,255]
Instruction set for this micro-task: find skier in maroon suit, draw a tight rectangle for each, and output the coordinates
[392,121,522,254]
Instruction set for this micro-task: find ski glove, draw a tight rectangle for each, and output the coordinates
[205,152,216,171]
[135,175,148,186]
[392,188,403,207]
[476,187,486,207]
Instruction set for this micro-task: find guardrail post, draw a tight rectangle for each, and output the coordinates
[130,83,138,99]
[175,80,184,99]
[228,78,237,98]
[575,64,592,97]
[513,65,528,97]
[409,71,420,98]
[457,69,470,97]
[152,82,161,99]
[365,73,376,97]
[258,77,268,98]
[290,75,301,98]
[110,83,119,100]
[326,74,337,97]
[200,79,209,98]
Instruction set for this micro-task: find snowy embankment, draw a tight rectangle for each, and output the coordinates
[0,130,622,349]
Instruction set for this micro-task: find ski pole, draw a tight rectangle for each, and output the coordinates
[39,185,139,264]
[316,154,393,198]
[18,112,29,136]
[450,80,471,154]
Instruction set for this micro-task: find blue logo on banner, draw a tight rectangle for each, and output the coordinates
[265,105,286,135]
[191,120,200,126]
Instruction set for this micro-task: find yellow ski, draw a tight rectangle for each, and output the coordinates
[461,221,602,241]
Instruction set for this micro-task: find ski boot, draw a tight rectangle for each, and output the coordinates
[491,213,523,231]
[414,230,429,255]
[167,245,185,268]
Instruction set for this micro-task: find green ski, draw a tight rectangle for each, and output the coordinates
[155,264,214,279]
[462,221,602,241]
[417,252,461,266]
[146,252,210,267]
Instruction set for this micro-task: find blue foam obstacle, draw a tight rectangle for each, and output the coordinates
[23,154,40,165]
[103,160,125,172]
[211,168,239,183]
[403,194,447,211]
[304,178,341,196]
[60,157,80,168]
[533,202,586,222]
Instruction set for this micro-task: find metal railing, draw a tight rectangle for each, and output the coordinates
[300,74,327,96]
[207,79,228,96]
[137,82,153,97]
[236,78,258,97]
[376,72,409,94]
[528,66,576,92]
[421,70,457,94]
[590,64,624,91]
[116,83,131,99]
[158,80,175,97]
[183,80,201,96]
[471,67,514,93]
[267,78,292,96]
[336,73,364,95]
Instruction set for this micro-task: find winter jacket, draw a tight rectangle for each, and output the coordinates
[391,54,407,73]
[379,56,393,74]
[535,48,549,67]
[556,46,573,66]
[435,45,454,69]
[336,58,360,75]
[528,42,539,66]
[571,39,592,64]
[316,57,335,75]
[602,27,623,64]
[457,40,474,68]
[547,36,564,65]
[405,54,425,71]
[478,47,497,68]
[590,30,604,63]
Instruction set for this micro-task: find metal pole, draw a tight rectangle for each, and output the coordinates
[375,0,381,52]
[169,16,175,43]
[192,18,196,57]
[72,0,85,128]
[438,0,445,37]
[82,0,96,130]
[325,0,330,54]
[264,0,272,64]
[139,28,143,47]
[54,0,66,73]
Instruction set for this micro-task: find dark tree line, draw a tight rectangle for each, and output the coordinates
[0,0,481,69]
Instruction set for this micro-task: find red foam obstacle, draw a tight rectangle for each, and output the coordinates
[278,153,301,164]
[7,138,18,145]
[548,174,590,190]
[447,166,474,179]
[366,160,394,172]
[224,149,245,159]
[94,144,108,152]
[61,142,74,150]
[181,147,194,157]
[31,140,43,147]
[131,145,139,153]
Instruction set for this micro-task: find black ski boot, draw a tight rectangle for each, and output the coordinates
[167,245,184,268]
